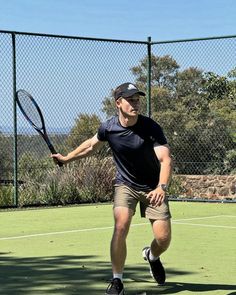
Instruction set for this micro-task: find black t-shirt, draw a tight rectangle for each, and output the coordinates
[97,115,167,191]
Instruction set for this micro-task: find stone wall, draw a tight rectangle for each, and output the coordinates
[173,175,236,200]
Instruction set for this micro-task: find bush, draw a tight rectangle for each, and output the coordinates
[0,186,14,207]
[17,155,115,207]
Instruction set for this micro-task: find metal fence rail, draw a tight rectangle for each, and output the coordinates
[0,30,235,206]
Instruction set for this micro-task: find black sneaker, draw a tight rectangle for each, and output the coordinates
[142,246,166,285]
[105,278,125,295]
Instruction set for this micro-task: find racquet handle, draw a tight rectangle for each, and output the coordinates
[48,145,63,167]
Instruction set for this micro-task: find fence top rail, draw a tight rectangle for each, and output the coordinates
[1,29,236,45]
[0,29,149,44]
[151,34,236,45]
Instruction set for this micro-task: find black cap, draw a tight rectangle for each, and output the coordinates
[114,82,146,100]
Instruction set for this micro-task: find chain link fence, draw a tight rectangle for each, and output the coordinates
[152,37,236,175]
[0,31,235,206]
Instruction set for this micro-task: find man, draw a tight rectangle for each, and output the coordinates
[51,82,172,295]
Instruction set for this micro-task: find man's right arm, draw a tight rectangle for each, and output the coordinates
[51,133,104,164]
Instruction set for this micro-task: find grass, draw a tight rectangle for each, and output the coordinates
[0,202,236,295]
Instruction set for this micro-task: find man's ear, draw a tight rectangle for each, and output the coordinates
[115,98,122,107]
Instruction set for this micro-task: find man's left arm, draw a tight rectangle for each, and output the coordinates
[146,143,172,207]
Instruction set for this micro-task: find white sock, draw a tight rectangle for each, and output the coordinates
[149,249,159,261]
[113,273,123,281]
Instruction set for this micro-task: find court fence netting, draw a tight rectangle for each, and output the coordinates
[0,30,235,207]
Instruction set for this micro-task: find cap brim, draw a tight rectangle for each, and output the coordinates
[122,89,146,98]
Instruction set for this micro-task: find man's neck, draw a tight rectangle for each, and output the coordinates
[118,114,138,127]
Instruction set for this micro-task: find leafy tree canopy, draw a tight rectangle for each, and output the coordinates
[101,54,236,174]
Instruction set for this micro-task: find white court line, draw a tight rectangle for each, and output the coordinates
[0,223,147,241]
[173,214,236,229]
[173,215,223,222]
[221,215,236,218]
[173,222,236,229]
[0,215,235,241]
[0,225,115,241]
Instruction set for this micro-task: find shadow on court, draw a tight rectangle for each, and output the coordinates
[127,281,236,295]
[0,252,235,295]
[126,267,236,295]
[0,252,110,294]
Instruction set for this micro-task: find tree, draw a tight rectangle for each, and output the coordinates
[0,133,13,179]
[203,72,229,100]
[132,54,179,90]
[67,114,101,149]
[101,54,236,174]
[102,96,117,118]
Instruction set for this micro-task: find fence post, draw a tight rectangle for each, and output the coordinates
[147,36,152,117]
[12,33,18,207]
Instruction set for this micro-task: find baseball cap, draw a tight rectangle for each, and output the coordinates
[114,82,146,100]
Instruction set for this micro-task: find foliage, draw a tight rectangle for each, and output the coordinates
[203,72,230,100]
[1,53,236,207]
[67,114,101,149]
[17,153,115,207]
[167,175,185,197]
[70,156,115,202]
[97,56,236,177]
[102,54,236,175]
[132,54,179,89]
[0,186,14,207]
[223,149,236,174]
[102,96,117,118]
[0,134,13,179]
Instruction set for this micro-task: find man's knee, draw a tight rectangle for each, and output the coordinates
[156,233,171,249]
[152,219,171,249]
[113,223,130,239]
[113,207,133,239]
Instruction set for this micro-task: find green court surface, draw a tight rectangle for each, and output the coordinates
[0,202,236,295]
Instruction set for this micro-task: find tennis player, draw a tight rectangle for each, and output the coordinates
[52,82,172,295]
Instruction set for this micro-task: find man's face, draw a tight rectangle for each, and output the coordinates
[116,94,141,117]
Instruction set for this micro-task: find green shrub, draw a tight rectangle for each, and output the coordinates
[0,186,14,207]
[18,155,115,207]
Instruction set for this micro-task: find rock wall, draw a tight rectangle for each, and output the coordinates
[173,175,236,200]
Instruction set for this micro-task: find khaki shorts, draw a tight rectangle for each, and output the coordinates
[113,184,171,220]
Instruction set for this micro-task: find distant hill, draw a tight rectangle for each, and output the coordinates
[0,125,71,135]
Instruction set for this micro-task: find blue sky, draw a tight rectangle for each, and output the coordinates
[1,0,236,132]
[0,0,235,41]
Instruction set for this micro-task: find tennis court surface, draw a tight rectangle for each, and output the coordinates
[0,202,235,295]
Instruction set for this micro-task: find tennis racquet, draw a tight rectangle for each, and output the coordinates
[16,89,63,167]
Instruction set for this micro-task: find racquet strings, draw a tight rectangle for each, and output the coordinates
[17,91,43,129]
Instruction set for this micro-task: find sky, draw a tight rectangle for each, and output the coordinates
[0,0,236,42]
[1,0,236,132]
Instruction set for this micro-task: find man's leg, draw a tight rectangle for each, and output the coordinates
[105,206,133,295]
[143,218,171,285]
[111,206,134,275]
[150,218,171,257]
